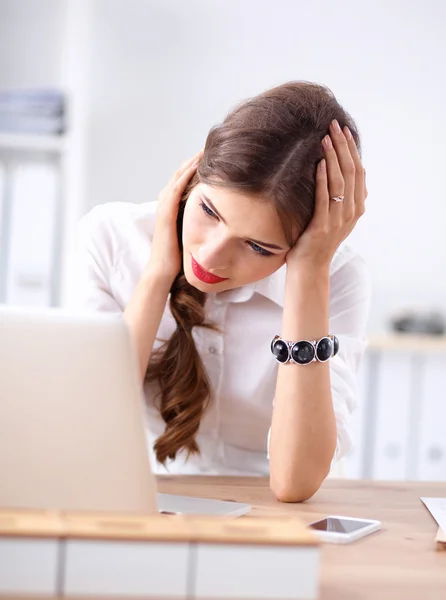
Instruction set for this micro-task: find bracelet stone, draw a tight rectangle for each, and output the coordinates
[271,334,339,365]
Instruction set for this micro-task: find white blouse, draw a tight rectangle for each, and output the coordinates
[66,201,371,476]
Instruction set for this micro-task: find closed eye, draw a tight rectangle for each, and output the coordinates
[199,200,274,257]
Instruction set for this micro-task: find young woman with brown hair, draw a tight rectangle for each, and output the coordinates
[71,81,369,502]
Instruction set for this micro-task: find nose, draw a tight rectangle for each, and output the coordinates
[197,234,232,272]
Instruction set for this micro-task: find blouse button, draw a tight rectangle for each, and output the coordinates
[209,346,218,354]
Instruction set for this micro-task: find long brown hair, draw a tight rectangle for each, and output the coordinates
[146,81,360,465]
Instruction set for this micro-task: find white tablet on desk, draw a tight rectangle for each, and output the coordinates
[0,305,250,518]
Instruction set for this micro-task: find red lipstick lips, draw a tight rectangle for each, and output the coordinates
[191,256,228,284]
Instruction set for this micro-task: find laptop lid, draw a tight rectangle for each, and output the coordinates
[0,305,158,515]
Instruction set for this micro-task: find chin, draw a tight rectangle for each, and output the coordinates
[183,268,203,291]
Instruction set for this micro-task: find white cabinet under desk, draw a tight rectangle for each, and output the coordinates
[346,334,446,482]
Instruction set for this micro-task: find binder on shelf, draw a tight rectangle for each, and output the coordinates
[418,356,446,481]
[4,162,58,306]
[372,354,413,480]
[0,115,64,135]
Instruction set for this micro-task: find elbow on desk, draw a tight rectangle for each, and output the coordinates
[270,476,324,504]
[270,462,331,503]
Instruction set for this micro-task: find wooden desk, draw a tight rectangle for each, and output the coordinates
[158,476,446,600]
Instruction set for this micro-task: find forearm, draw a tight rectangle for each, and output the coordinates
[269,265,337,502]
[123,266,173,381]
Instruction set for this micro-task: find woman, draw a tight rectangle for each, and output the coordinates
[71,81,370,502]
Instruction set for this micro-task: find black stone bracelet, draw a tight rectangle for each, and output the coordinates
[271,334,339,365]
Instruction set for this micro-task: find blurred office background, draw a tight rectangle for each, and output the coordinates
[0,0,445,481]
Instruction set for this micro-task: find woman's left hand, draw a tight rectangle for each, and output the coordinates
[286,119,367,270]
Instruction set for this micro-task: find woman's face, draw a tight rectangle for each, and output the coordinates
[182,183,291,293]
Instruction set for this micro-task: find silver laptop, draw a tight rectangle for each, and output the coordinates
[0,305,250,518]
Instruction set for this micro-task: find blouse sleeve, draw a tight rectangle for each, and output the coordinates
[63,206,123,314]
[328,251,371,467]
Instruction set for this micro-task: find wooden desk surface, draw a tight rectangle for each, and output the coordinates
[158,476,446,600]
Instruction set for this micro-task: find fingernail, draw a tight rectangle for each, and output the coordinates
[344,126,352,140]
[331,119,341,133]
[319,159,326,172]
[322,135,333,149]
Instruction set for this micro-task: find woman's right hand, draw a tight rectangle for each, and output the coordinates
[147,150,203,283]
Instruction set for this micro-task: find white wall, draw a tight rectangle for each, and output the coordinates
[0,0,66,88]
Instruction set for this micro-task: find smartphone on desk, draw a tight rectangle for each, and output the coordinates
[309,515,382,544]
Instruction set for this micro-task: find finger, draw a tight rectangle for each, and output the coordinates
[312,159,330,225]
[181,149,203,170]
[171,161,200,201]
[343,127,366,216]
[321,134,344,215]
[329,121,356,214]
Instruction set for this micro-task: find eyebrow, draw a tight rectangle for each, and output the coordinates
[202,195,286,251]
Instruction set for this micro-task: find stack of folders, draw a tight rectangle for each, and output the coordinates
[0,509,320,599]
[0,89,65,135]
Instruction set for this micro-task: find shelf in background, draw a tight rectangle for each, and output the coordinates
[0,133,68,154]
[367,333,446,352]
